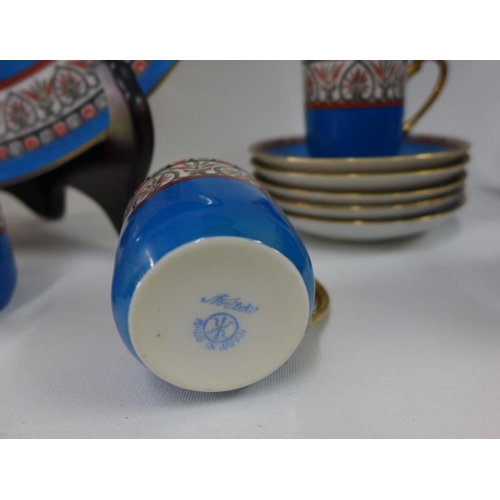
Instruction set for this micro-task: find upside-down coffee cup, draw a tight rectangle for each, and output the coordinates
[0,203,17,311]
[303,60,447,157]
[112,159,315,392]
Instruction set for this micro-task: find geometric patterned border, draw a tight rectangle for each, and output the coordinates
[304,60,407,109]
[124,159,262,222]
[0,61,157,162]
[1,61,101,160]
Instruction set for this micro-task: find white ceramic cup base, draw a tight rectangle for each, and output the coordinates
[128,237,310,392]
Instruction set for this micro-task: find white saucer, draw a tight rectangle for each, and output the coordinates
[257,172,465,205]
[275,190,463,220]
[286,199,465,242]
[253,157,468,192]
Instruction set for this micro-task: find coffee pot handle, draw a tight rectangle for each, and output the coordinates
[403,60,448,133]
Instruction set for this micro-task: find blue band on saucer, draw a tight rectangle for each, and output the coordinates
[137,61,175,94]
[267,134,449,159]
[0,110,109,184]
[0,61,40,80]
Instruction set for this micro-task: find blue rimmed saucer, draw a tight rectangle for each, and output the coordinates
[0,60,176,186]
[250,134,470,173]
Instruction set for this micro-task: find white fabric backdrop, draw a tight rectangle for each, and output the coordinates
[1,61,499,438]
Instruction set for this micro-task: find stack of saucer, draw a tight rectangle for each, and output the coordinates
[250,134,470,242]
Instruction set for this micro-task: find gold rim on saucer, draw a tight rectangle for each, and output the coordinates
[283,196,466,226]
[309,280,330,327]
[255,171,466,201]
[250,135,471,173]
[285,197,465,226]
[287,199,465,242]
[273,190,462,212]
[252,156,470,180]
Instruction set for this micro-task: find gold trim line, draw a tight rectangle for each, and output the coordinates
[309,280,330,327]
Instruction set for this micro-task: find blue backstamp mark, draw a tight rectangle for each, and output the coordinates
[200,294,259,314]
[193,312,246,351]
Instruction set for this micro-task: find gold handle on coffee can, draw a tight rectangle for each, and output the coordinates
[308,280,330,327]
[403,60,448,133]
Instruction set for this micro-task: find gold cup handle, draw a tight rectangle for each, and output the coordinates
[308,280,330,327]
[403,60,448,134]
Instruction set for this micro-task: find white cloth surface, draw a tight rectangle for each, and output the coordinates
[1,61,500,438]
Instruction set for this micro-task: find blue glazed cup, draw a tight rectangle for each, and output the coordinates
[0,204,17,311]
[112,159,315,392]
[304,60,447,158]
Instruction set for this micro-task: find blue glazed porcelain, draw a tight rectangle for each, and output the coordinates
[0,205,16,311]
[306,106,404,157]
[0,60,176,185]
[303,60,447,157]
[258,134,452,159]
[112,159,315,392]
